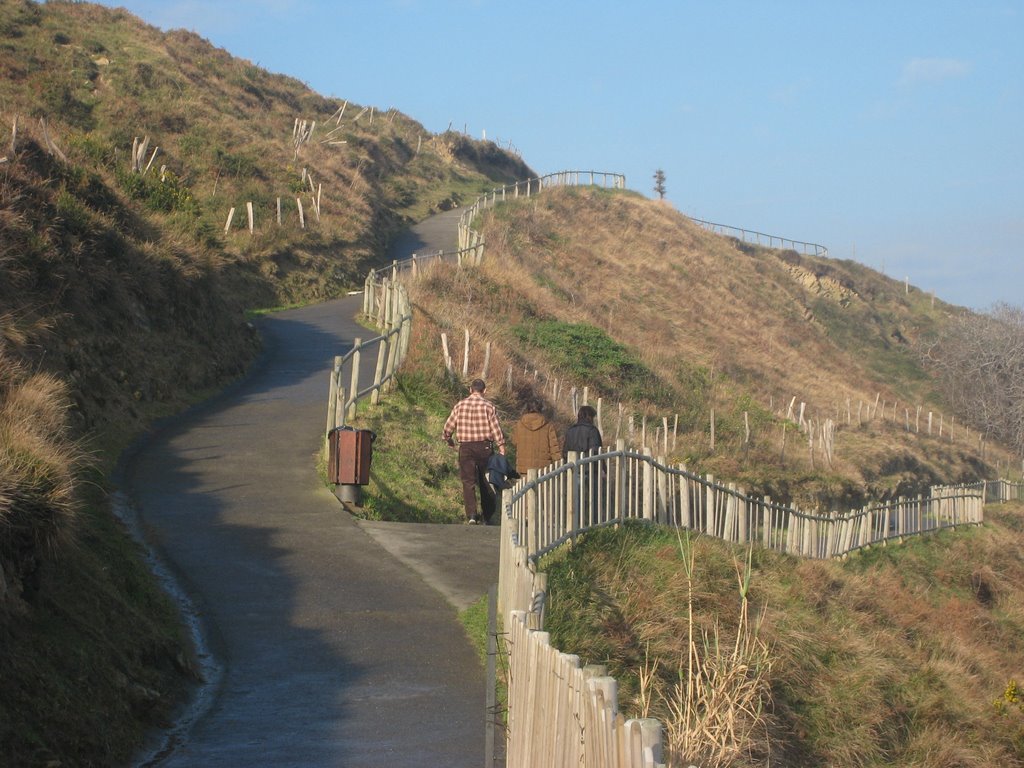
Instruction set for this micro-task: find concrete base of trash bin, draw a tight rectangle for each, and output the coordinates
[336,483,361,506]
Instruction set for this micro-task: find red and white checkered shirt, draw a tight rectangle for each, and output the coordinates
[443,392,505,447]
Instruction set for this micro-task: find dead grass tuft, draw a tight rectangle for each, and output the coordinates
[0,350,81,600]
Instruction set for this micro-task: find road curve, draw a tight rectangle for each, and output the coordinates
[124,209,495,766]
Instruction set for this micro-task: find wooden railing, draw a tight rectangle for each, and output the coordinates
[986,479,1024,503]
[500,513,664,767]
[500,443,990,570]
[496,447,1021,767]
[324,278,410,446]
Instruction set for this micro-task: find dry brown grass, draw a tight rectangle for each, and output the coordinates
[542,505,1024,766]
[656,539,774,768]
[0,349,80,598]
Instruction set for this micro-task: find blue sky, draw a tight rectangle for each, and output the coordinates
[92,0,1022,310]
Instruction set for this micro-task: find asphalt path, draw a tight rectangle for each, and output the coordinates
[124,208,500,766]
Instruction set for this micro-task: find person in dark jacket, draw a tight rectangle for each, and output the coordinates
[562,405,602,458]
[563,405,604,520]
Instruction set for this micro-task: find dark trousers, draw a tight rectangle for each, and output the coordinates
[458,441,495,521]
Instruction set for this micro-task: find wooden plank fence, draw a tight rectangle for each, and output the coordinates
[986,479,1024,503]
[500,443,1001,569]
[496,448,1019,761]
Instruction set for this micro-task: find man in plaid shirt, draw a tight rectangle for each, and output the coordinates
[443,379,506,524]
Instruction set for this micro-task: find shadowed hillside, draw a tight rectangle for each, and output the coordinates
[0,1,532,764]
[0,0,532,447]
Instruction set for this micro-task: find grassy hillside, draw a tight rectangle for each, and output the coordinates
[0,0,532,764]
[541,505,1024,767]
[403,186,1014,511]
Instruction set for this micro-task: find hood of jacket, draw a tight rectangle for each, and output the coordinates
[518,412,550,431]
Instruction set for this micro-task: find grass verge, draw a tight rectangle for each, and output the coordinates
[346,372,466,523]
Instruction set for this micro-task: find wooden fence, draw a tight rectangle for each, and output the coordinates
[986,479,1024,504]
[323,278,411,451]
[496,446,1020,767]
[500,443,995,569]
[505,609,664,768]
[500,516,664,768]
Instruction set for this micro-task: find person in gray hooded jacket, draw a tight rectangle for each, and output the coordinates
[562,405,602,458]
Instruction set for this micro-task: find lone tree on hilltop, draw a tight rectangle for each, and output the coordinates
[653,169,667,199]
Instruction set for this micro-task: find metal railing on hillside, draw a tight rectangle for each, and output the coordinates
[689,216,829,257]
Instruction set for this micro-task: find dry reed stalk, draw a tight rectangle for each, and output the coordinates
[663,534,773,767]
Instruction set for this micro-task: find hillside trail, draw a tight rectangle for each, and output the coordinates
[122,207,500,767]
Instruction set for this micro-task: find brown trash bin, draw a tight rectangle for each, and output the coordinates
[327,427,374,485]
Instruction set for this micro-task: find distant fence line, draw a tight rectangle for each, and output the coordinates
[986,479,1024,504]
[688,216,829,257]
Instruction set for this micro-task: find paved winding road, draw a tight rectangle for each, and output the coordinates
[124,209,499,766]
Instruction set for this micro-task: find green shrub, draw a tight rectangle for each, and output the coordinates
[512,320,662,403]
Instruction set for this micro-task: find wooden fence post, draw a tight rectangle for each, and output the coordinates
[347,338,361,420]
[325,355,342,453]
[481,341,491,381]
[526,469,539,556]
[568,451,581,534]
[384,327,401,389]
[371,340,388,405]
[642,449,654,521]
